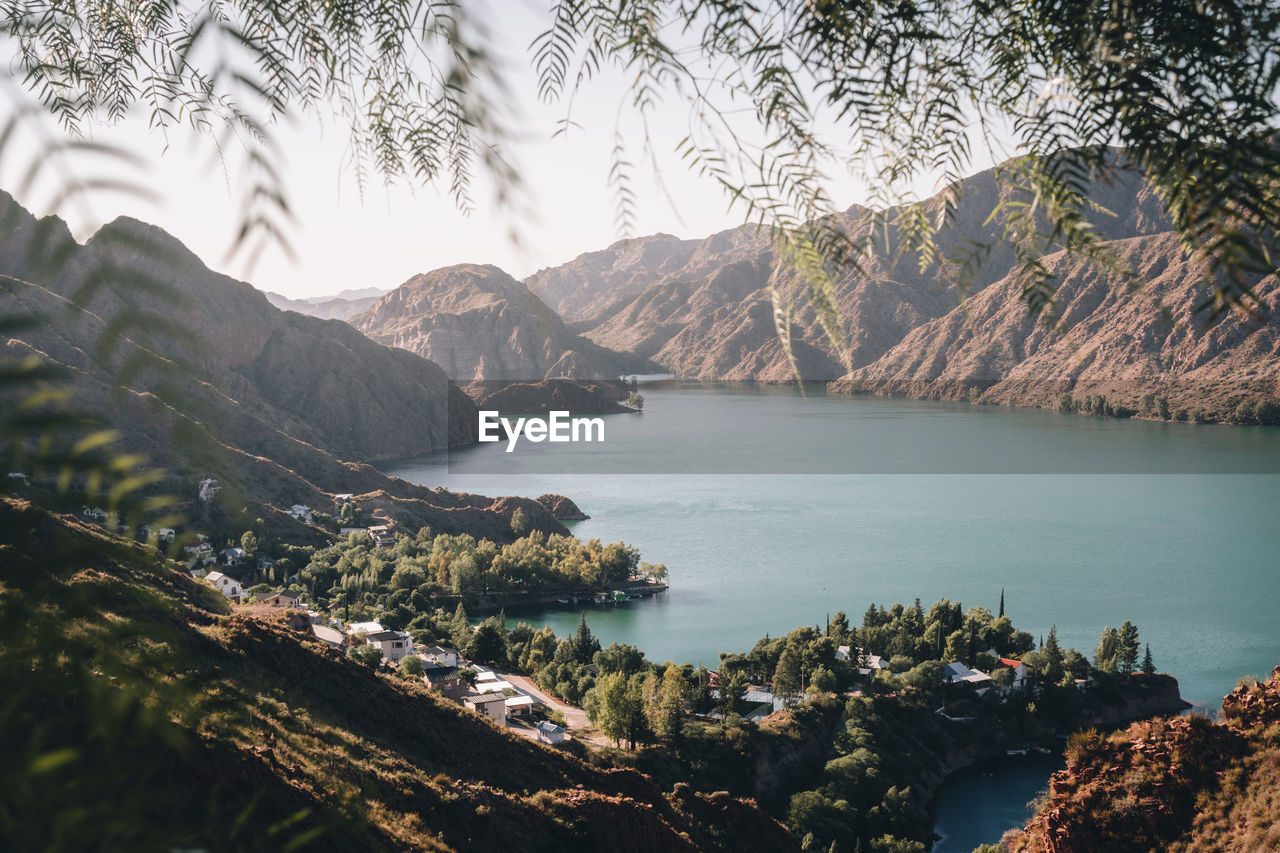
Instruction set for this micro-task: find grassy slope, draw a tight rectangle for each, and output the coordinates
[0,496,797,852]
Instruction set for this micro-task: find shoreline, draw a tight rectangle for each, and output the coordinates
[454,578,670,616]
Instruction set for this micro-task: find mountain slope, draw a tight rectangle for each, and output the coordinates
[1,495,798,852]
[352,264,654,382]
[0,193,570,543]
[833,231,1280,419]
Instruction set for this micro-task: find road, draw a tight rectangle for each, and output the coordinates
[499,670,608,746]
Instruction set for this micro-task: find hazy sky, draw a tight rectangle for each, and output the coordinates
[2,2,1001,301]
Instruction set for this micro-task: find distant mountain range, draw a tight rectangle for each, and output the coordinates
[262,288,387,321]
[515,153,1277,419]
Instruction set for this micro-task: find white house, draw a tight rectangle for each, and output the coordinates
[943,662,994,694]
[837,646,889,676]
[464,692,509,725]
[221,546,247,567]
[997,657,1033,690]
[345,620,384,636]
[367,524,394,548]
[505,695,536,717]
[260,589,301,608]
[423,646,460,667]
[205,571,244,603]
[182,535,216,567]
[535,721,568,744]
[363,629,413,663]
[198,478,220,502]
[333,493,354,507]
[288,504,313,523]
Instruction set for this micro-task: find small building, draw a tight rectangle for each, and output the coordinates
[339,527,367,538]
[157,527,176,544]
[182,535,216,567]
[505,695,536,717]
[364,629,413,663]
[82,506,108,522]
[464,692,509,725]
[423,646,460,667]
[423,664,462,690]
[205,571,244,603]
[943,662,994,694]
[198,478,220,502]
[221,546,247,567]
[367,524,394,548]
[837,646,889,676]
[288,504,313,524]
[996,657,1033,690]
[260,589,301,608]
[345,620,384,636]
[311,624,346,649]
[475,680,515,693]
[7,472,29,486]
[535,721,568,745]
[333,493,354,508]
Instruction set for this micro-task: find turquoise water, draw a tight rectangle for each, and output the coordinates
[931,756,1063,852]
[384,383,1280,710]
[383,382,1279,848]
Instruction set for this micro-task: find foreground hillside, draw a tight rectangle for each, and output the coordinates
[0,495,797,851]
[1005,667,1280,852]
[352,264,654,382]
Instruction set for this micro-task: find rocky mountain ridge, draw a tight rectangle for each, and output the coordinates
[352,263,655,382]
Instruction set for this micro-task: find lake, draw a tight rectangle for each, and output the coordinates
[381,381,1280,845]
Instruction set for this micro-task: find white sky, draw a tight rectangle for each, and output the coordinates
[0,2,1004,301]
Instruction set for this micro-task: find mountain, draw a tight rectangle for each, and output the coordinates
[263,289,383,321]
[1005,666,1280,852]
[351,263,654,382]
[519,154,1276,416]
[831,231,1280,419]
[2,496,798,851]
[525,233,700,322]
[0,193,569,543]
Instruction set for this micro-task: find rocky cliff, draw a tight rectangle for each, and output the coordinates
[1005,666,1280,852]
[352,263,654,382]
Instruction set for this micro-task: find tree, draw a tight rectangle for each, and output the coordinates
[584,671,647,749]
[594,643,646,678]
[564,614,601,665]
[1094,627,1121,673]
[1042,626,1065,685]
[643,664,687,742]
[349,644,382,668]
[467,618,508,666]
[717,669,747,719]
[998,589,1005,619]
[449,603,471,652]
[828,611,852,646]
[773,647,802,698]
[624,392,644,411]
[1142,643,1155,678]
[400,655,425,677]
[1118,622,1141,675]
[509,508,530,538]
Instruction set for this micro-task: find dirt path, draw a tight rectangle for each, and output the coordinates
[500,671,608,746]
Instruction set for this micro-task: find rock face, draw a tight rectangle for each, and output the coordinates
[521,152,1275,416]
[832,231,1280,419]
[535,493,590,520]
[352,263,654,382]
[1006,667,1280,853]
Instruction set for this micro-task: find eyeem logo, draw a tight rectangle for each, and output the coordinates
[478,411,605,453]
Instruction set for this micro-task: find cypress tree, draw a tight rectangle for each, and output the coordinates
[998,588,1005,618]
